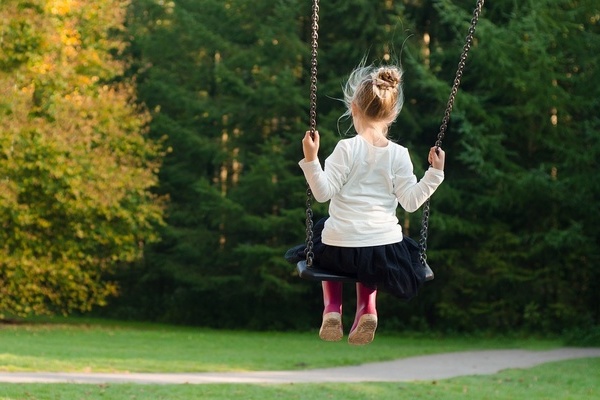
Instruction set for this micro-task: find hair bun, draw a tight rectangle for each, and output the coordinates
[372,67,401,97]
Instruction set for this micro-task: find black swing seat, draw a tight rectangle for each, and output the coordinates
[296,260,358,283]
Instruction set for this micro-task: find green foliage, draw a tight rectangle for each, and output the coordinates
[104,0,600,333]
[107,0,315,328]
[401,0,600,332]
[564,326,600,347]
[3,0,597,333]
[0,0,163,317]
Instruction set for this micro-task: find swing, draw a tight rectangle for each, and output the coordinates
[296,0,485,282]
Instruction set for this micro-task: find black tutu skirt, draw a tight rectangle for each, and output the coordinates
[286,218,426,300]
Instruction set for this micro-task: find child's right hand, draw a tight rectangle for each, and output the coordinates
[428,146,445,171]
[302,130,320,162]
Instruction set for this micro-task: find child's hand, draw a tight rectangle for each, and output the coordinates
[428,146,445,171]
[302,130,320,162]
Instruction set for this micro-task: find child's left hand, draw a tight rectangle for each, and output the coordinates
[428,146,445,171]
[302,130,320,162]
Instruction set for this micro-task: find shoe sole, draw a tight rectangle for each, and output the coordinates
[348,314,377,345]
[319,312,343,342]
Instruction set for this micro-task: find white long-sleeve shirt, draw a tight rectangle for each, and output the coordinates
[299,135,444,247]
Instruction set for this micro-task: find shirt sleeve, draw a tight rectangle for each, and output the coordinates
[298,140,351,203]
[392,147,444,213]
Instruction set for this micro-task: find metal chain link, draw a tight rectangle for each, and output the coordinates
[419,0,485,265]
[305,0,319,267]
[309,0,319,139]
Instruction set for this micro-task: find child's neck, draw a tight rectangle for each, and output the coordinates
[357,126,388,147]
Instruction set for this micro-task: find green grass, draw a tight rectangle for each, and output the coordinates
[0,318,598,399]
[0,318,561,373]
[0,358,598,399]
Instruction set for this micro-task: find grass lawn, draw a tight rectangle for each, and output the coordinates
[0,358,598,399]
[0,318,598,399]
[0,318,562,373]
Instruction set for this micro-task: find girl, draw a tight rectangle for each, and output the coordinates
[294,63,445,345]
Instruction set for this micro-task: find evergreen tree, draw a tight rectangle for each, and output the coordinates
[112,0,600,333]
[117,0,315,328]
[401,0,600,331]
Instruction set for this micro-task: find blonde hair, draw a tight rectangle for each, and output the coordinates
[342,63,404,127]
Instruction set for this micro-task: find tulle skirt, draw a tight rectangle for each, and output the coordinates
[287,218,425,300]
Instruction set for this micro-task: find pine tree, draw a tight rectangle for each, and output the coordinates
[112,0,600,332]
[402,0,600,331]
[117,0,314,327]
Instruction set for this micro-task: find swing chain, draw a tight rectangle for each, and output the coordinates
[309,0,319,138]
[419,0,485,264]
[419,199,432,264]
[305,187,315,266]
[305,0,320,267]
[435,0,484,147]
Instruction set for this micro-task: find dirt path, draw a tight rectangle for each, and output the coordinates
[1,348,599,384]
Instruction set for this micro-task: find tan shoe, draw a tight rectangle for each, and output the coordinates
[319,312,343,341]
[348,314,377,345]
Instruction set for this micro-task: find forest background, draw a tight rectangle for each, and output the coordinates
[0,0,598,335]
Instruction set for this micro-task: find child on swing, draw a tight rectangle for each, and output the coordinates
[291,62,445,345]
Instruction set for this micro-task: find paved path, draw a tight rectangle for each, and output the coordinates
[1,348,599,384]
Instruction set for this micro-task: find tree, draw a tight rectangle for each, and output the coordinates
[399,0,600,331]
[0,0,163,318]
[109,0,600,333]
[111,0,315,328]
